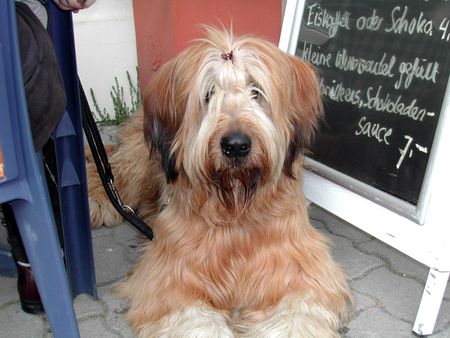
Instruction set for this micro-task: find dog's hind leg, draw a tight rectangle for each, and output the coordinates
[87,110,162,228]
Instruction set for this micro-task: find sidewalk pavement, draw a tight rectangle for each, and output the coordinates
[0,127,449,337]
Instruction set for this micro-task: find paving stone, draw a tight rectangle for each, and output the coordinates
[0,303,45,338]
[326,233,384,280]
[309,214,325,230]
[438,275,450,301]
[0,275,19,306]
[310,205,373,244]
[349,288,377,315]
[351,267,424,323]
[433,325,450,338]
[98,284,135,337]
[74,294,104,320]
[122,241,144,265]
[78,317,120,338]
[91,226,114,239]
[346,307,414,338]
[111,223,146,264]
[357,239,429,284]
[434,299,450,334]
[111,222,142,243]
[93,233,130,285]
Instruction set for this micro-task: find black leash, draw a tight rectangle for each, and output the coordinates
[79,79,154,240]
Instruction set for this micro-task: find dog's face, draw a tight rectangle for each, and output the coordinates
[143,28,323,210]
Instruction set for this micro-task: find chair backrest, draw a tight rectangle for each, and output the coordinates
[0,0,41,204]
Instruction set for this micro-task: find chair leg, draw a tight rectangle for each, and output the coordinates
[12,199,80,338]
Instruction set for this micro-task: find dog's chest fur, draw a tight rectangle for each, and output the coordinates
[156,206,308,314]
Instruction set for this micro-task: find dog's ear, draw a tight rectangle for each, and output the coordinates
[143,59,182,183]
[283,55,323,178]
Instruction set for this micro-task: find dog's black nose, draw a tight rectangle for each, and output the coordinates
[220,132,252,158]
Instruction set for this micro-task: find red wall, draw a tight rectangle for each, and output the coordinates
[133,0,282,88]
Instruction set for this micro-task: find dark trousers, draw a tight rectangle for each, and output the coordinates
[1,140,63,263]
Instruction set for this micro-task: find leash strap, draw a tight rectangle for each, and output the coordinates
[79,79,154,240]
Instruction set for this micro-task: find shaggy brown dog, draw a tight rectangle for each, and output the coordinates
[87,27,351,337]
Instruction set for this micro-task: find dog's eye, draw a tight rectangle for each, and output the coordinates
[250,86,264,102]
[205,87,215,104]
[249,81,263,101]
[251,89,261,100]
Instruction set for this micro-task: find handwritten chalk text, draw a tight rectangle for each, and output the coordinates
[306,3,351,38]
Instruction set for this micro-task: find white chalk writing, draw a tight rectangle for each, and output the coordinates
[335,49,396,78]
[363,86,433,121]
[306,3,351,38]
[319,79,362,106]
[385,6,434,36]
[439,17,450,41]
[355,116,393,146]
[300,43,332,68]
[397,135,414,169]
[356,9,384,31]
[395,58,439,89]
[298,1,445,174]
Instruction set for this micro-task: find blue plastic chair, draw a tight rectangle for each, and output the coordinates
[0,1,96,336]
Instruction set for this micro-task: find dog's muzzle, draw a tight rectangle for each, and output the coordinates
[220,132,251,159]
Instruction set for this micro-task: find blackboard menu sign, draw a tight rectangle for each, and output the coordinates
[295,0,450,205]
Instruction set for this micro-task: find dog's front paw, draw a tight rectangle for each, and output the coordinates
[86,161,123,228]
[146,306,236,338]
[89,195,123,228]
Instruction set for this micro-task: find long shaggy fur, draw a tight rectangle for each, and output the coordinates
[87,27,351,337]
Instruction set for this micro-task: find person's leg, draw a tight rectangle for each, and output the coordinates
[1,203,44,314]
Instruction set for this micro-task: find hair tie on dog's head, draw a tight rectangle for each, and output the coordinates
[221,51,233,61]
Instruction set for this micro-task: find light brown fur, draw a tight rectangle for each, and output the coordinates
[87,27,351,337]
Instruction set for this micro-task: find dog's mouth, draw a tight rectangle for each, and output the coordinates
[224,156,247,169]
[204,130,271,211]
[211,165,263,211]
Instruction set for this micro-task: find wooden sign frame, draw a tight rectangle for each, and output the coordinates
[280,0,450,335]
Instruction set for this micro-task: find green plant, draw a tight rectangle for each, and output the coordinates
[90,87,111,124]
[90,67,142,126]
[127,66,142,113]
